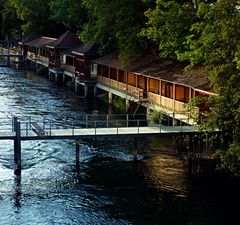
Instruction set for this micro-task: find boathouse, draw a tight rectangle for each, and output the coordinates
[46,31,82,68]
[92,52,212,117]
[22,36,56,67]
[60,42,98,85]
[19,31,212,121]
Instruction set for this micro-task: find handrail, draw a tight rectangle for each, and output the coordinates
[0,114,197,138]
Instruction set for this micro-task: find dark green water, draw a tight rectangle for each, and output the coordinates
[0,67,239,225]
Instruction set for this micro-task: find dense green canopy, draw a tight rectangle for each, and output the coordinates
[1,0,240,175]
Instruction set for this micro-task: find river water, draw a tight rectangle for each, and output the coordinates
[0,67,239,225]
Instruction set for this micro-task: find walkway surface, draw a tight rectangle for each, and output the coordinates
[0,114,200,141]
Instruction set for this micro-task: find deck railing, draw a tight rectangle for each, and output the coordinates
[0,113,199,140]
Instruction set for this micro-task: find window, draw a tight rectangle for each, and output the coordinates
[149,78,159,94]
[175,85,189,103]
[127,73,136,86]
[110,67,117,80]
[118,70,125,83]
[137,76,146,89]
[161,81,173,98]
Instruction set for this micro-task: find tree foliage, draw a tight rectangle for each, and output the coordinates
[81,0,152,58]
[183,0,240,175]
[140,0,196,59]
[49,0,87,32]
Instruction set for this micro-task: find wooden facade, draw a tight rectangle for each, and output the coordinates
[92,53,212,114]
[46,31,82,68]
[21,32,212,116]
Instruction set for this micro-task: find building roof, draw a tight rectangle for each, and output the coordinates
[24,36,57,49]
[93,52,211,92]
[19,33,40,45]
[72,42,98,56]
[46,31,82,49]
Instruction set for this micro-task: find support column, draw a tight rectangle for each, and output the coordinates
[13,117,21,172]
[146,107,151,118]
[132,137,138,161]
[126,98,130,112]
[62,74,66,84]
[94,86,97,97]
[75,81,79,93]
[84,85,89,98]
[55,73,63,83]
[72,77,75,90]
[76,139,80,173]
[172,112,178,126]
[109,92,113,104]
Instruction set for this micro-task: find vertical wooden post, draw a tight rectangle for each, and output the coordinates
[126,99,130,112]
[76,139,80,173]
[84,85,88,98]
[75,81,79,93]
[109,92,113,104]
[93,86,97,97]
[13,117,21,171]
[132,137,138,161]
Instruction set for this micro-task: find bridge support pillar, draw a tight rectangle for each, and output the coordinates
[84,85,89,98]
[76,139,80,173]
[132,137,138,161]
[13,118,21,173]
[75,82,79,93]
[126,99,130,112]
[109,92,113,104]
[48,71,55,81]
[55,73,63,83]
[94,86,97,97]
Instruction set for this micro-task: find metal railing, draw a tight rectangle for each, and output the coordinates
[0,113,199,138]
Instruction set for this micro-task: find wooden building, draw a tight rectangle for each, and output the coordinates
[71,42,99,81]
[46,31,82,68]
[19,31,212,119]
[92,52,212,115]
[22,36,56,67]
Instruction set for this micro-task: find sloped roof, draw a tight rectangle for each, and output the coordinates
[72,42,98,56]
[93,52,211,92]
[46,31,82,49]
[19,33,40,45]
[24,36,57,48]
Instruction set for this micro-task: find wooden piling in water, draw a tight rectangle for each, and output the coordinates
[76,139,80,172]
[13,117,21,171]
[132,137,138,161]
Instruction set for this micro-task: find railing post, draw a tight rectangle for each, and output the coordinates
[86,115,88,128]
[95,121,97,136]
[50,121,52,136]
[26,122,28,136]
[127,114,129,127]
[72,119,74,136]
[43,116,45,130]
[116,120,119,135]
[159,117,162,133]
[137,120,139,134]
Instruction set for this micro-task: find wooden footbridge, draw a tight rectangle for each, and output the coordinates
[0,113,201,173]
